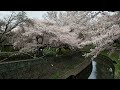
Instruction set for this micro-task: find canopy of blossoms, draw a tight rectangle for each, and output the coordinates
[12,11,120,60]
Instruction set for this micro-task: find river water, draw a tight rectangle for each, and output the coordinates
[66,55,115,79]
[88,56,114,79]
[88,61,97,79]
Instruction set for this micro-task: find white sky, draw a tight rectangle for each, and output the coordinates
[0,11,115,20]
[0,11,47,19]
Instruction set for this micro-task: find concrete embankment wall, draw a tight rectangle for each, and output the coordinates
[0,58,47,79]
[0,54,92,79]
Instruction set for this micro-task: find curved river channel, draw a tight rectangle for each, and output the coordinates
[88,55,115,79]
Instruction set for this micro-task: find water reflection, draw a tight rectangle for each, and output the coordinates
[88,61,97,79]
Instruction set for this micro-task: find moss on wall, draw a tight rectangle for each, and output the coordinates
[100,50,120,79]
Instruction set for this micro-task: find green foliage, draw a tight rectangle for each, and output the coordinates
[60,48,70,55]
[0,46,72,62]
[43,47,58,56]
[81,44,95,53]
[43,47,71,56]
[101,50,119,61]
[100,50,120,79]
[0,52,33,62]
[0,45,15,52]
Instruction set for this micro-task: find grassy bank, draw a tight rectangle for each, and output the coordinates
[101,50,120,79]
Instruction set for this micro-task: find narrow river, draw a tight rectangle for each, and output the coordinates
[66,55,115,79]
[88,61,97,79]
[88,55,114,79]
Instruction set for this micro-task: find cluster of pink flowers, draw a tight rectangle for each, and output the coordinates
[12,11,120,60]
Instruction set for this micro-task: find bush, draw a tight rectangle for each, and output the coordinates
[43,47,72,56]
[0,52,34,62]
[0,52,14,60]
[43,47,58,56]
[0,45,15,52]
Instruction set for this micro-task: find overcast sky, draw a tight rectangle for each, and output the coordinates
[0,11,115,20]
[0,11,47,19]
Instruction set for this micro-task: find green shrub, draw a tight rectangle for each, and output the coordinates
[43,47,58,56]
[43,47,71,56]
[0,45,15,52]
[0,52,34,62]
[0,52,15,60]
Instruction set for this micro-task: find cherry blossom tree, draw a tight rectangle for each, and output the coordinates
[0,11,34,45]
[2,11,120,62]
